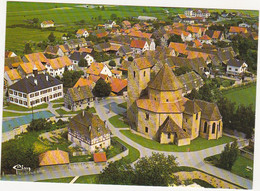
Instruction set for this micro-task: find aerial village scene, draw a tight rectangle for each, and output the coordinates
[0,1,258,189]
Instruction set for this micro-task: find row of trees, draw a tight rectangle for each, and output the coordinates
[98,153,180,186]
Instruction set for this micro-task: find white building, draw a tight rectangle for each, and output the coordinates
[226,59,248,75]
[41,20,54,28]
[8,69,63,108]
[46,56,74,77]
[76,29,89,38]
[86,62,113,77]
[68,110,111,153]
[69,51,94,66]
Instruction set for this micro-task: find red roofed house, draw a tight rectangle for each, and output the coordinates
[5,51,16,58]
[122,20,131,29]
[41,20,54,28]
[111,69,122,79]
[76,28,89,38]
[168,42,188,56]
[229,26,248,36]
[39,150,69,166]
[94,152,107,163]
[130,39,150,54]
[46,56,74,77]
[108,77,128,95]
[86,63,112,77]
[73,76,96,89]
[199,35,212,44]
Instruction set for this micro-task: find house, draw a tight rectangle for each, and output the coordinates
[39,150,69,166]
[205,30,224,42]
[67,110,111,153]
[122,20,131,29]
[168,42,188,56]
[41,20,54,28]
[5,51,17,58]
[181,31,193,42]
[105,20,116,29]
[23,52,48,64]
[8,69,63,108]
[69,51,94,66]
[78,47,93,54]
[46,56,74,77]
[137,16,157,21]
[93,42,111,52]
[58,44,71,55]
[73,76,96,89]
[226,59,248,75]
[64,85,94,111]
[4,69,22,87]
[199,35,212,44]
[229,26,248,36]
[130,39,150,54]
[86,62,112,77]
[5,56,24,70]
[239,23,251,28]
[109,77,127,96]
[177,71,204,94]
[76,28,89,38]
[186,26,203,38]
[92,29,109,38]
[110,35,131,46]
[127,63,222,146]
[128,31,152,39]
[111,70,122,79]
[184,8,210,18]
[17,61,46,78]
[65,38,87,49]
[44,45,64,57]
[116,45,133,57]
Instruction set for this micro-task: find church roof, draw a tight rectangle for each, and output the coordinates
[148,63,183,91]
[158,116,190,139]
[183,99,202,115]
[194,99,222,121]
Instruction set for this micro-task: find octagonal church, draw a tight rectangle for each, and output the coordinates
[127,57,223,146]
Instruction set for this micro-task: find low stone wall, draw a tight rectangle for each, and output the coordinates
[2,124,27,143]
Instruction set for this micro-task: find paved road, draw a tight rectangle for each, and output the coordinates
[1,96,253,188]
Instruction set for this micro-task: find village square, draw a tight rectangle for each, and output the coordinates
[1,1,258,189]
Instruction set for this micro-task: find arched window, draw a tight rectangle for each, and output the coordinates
[212,123,216,134]
[168,133,171,139]
[196,113,198,120]
[145,127,148,133]
[133,71,136,78]
[203,122,207,133]
[144,71,146,77]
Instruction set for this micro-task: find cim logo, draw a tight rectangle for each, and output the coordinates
[13,164,31,174]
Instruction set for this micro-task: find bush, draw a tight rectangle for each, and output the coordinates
[109,60,116,67]
[128,56,134,61]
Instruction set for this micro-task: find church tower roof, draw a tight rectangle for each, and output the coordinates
[148,63,183,91]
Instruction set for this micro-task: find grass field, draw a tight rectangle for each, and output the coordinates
[4,103,48,111]
[223,84,256,110]
[118,102,127,109]
[37,176,74,183]
[2,111,29,117]
[108,115,129,128]
[120,130,235,152]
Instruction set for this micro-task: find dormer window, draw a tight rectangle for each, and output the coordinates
[133,71,136,78]
[145,113,149,120]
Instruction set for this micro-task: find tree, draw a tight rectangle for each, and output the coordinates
[167,35,182,45]
[92,78,111,97]
[27,118,52,132]
[61,70,84,88]
[128,56,134,62]
[133,153,180,186]
[98,159,134,185]
[110,14,117,20]
[217,141,239,170]
[186,88,202,100]
[48,32,56,42]
[98,15,102,21]
[108,60,116,67]
[78,58,88,67]
[101,6,105,11]
[24,43,33,54]
[32,18,39,25]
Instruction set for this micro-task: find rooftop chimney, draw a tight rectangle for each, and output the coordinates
[89,125,91,131]
[33,64,38,77]
[46,75,49,81]
[34,79,37,85]
[82,110,85,117]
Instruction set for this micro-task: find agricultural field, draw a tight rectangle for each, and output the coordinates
[223,84,256,110]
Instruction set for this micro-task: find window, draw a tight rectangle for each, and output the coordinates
[145,113,149,120]
[23,94,26,98]
[168,133,171,139]
[24,101,27,106]
[203,122,207,133]
[145,127,148,133]
[229,67,232,70]
[15,98,18,103]
[235,69,238,71]
[143,71,146,77]
[166,99,169,102]
[10,97,13,101]
[35,92,39,96]
[30,94,34,98]
[18,93,22,97]
[14,91,17,96]
[196,113,198,120]
[9,90,13,94]
[19,100,22,104]
[183,129,186,132]
[212,123,216,134]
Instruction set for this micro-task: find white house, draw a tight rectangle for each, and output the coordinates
[76,29,89,38]
[239,23,251,28]
[181,31,193,42]
[69,51,94,66]
[8,69,63,108]
[67,111,111,154]
[130,39,150,54]
[86,62,112,77]
[41,20,54,28]
[226,59,248,75]
[46,56,74,77]
[105,21,116,29]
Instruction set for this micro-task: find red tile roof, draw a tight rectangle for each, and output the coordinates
[199,35,211,40]
[39,150,69,166]
[130,39,147,49]
[168,42,188,55]
[109,77,127,93]
[229,26,248,34]
[94,152,107,163]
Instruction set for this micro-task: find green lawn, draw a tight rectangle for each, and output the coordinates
[75,174,99,184]
[223,84,256,110]
[36,176,74,183]
[87,107,96,113]
[2,111,29,117]
[112,137,140,163]
[52,104,64,108]
[120,130,235,152]
[108,115,129,128]
[51,98,64,103]
[232,155,254,180]
[118,102,127,109]
[4,103,48,111]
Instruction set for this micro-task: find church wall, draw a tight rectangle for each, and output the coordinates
[160,132,174,144]
[149,89,183,103]
[199,119,223,140]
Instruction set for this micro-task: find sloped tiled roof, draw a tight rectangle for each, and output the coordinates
[48,56,72,70]
[227,59,245,67]
[73,77,95,88]
[5,69,21,81]
[133,57,153,70]
[44,45,60,55]
[128,31,152,39]
[199,35,211,40]
[19,61,46,74]
[109,77,127,93]
[77,28,87,35]
[183,98,202,115]
[229,26,247,33]
[39,150,69,166]
[59,44,70,53]
[5,56,24,69]
[177,71,204,93]
[67,85,94,102]
[42,20,54,25]
[148,63,183,91]
[24,52,48,63]
[158,116,190,139]
[194,99,222,121]
[68,111,110,140]
[130,39,147,49]
[168,42,188,55]
[86,63,105,76]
